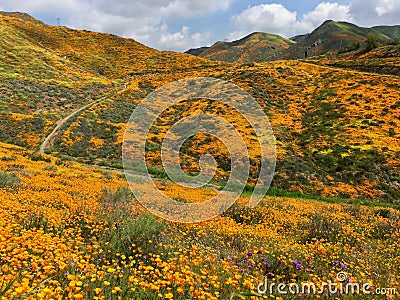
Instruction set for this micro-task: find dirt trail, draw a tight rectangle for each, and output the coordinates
[39,84,127,153]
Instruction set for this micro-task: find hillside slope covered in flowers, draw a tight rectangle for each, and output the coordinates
[0,12,221,149]
[0,11,399,299]
[1,12,399,202]
[0,142,399,299]
[53,60,400,202]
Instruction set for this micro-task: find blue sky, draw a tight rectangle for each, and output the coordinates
[0,0,399,51]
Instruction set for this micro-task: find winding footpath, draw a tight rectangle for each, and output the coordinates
[39,83,127,153]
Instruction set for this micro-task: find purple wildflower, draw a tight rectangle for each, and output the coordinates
[292,260,303,270]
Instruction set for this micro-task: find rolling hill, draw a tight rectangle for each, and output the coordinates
[1,11,399,203]
[186,32,295,63]
[373,25,400,40]
[187,20,400,62]
[0,11,220,79]
[0,11,221,148]
[185,46,210,56]
[281,20,395,59]
[310,44,400,76]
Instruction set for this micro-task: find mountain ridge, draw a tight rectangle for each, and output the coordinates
[187,20,400,62]
[186,32,294,63]
[0,10,220,79]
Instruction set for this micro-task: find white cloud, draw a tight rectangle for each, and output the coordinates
[232,4,297,37]
[349,0,400,26]
[0,0,229,51]
[230,2,354,38]
[160,26,211,49]
[96,0,233,19]
[227,30,248,41]
[2,0,400,50]
[301,2,353,30]
[375,0,399,16]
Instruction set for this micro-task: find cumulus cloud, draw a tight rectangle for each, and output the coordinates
[375,0,397,16]
[348,0,400,26]
[232,4,297,37]
[96,0,232,19]
[1,0,399,50]
[159,26,211,51]
[230,2,353,39]
[300,2,353,30]
[0,0,230,51]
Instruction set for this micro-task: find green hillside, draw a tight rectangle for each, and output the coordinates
[194,32,295,63]
[187,21,399,62]
[281,20,393,59]
[373,25,400,40]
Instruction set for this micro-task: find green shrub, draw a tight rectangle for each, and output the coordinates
[147,166,167,178]
[0,172,21,189]
[365,34,379,52]
[98,213,166,262]
[338,42,361,54]
[42,165,57,172]
[99,186,133,209]
[96,187,166,260]
[29,152,51,163]
[0,156,16,161]
[101,172,113,180]
[374,208,392,219]
[299,212,342,243]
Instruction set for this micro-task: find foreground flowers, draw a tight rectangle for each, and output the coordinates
[0,142,399,299]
